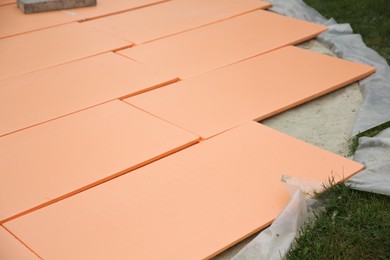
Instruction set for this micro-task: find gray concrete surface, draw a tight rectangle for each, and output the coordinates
[17,0,96,14]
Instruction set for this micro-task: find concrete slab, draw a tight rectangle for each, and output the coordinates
[0,100,199,223]
[0,52,176,137]
[0,22,130,80]
[17,0,96,14]
[84,0,271,44]
[125,46,374,139]
[117,10,327,79]
[4,122,363,259]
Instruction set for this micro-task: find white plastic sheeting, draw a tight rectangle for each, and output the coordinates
[347,128,390,196]
[233,176,323,260]
[234,0,390,259]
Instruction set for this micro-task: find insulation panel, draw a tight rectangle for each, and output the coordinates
[85,0,271,44]
[0,22,130,80]
[0,0,168,38]
[0,226,38,259]
[4,122,363,259]
[125,46,375,139]
[118,10,327,78]
[0,101,199,222]
[0,52,176,136]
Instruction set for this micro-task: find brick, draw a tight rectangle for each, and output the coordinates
[17,0,96,14]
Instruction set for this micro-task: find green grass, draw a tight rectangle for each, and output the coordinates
[348,121,390,155]
[287,183,390,259]
[304,0,390,63]
[286,1,390,258]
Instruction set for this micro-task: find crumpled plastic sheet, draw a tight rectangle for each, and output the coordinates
[233,176,324,260]
[233,0,390,259]
[268,0,390,136]
[347,128,390,196]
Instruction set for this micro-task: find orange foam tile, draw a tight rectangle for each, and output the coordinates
[65,0,168,20]
[0,22,130,80]
[0,0,167,38]
[0,0,14,6]
[125,46,375,139]
[0,226,38,259]
[0,100,199,223]
[0,52,176,137]
[84,0,271,44]
[4,122,363,259]
[0,5,75,39]
[117,10,327,78]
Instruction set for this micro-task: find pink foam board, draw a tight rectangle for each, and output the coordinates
[0,0,14,6]
[117,10,327,78]
[0,0,168,39]
[0,22,131,80]
[125,46,375,139]
[66,0,168,20]
[0,100,199,223]
[0,5,75,39]
[0,226,38,259]
[4,122,363,259]
[0,52,176,137]
[84,0,271,44]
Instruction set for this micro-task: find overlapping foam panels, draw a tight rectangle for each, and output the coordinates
[0,52,176,137]
[0,0,14,6]
[85,0,271,44]
[0,226,38,259]
[117,10,327,78]
[4,122,363,259]
[0,22,130,80]
[0,100,199,223]
[65,0,168,20]
[0,5,76,39]
[0,0,167,38]
[125,46,375,139]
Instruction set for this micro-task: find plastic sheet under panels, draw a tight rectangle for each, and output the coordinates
[4,122,363,260]
[0,100,199,223]
[0,0,168,38]
[0,52,176,137]
[125,46,375,139]
[84,0,271,44]
[0,22,130,80]
[117,10,327,78]
[0,226,37,259]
